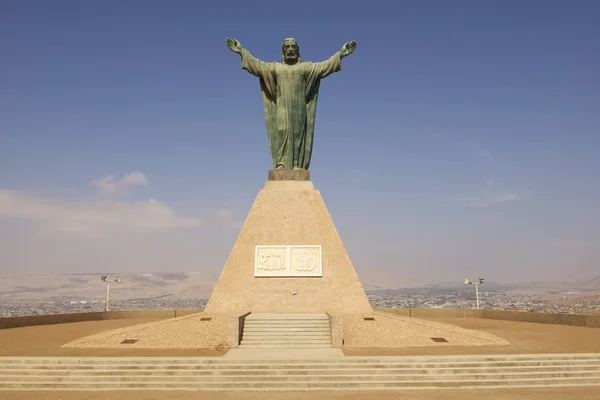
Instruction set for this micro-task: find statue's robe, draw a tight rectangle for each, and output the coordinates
[241,49,341,170]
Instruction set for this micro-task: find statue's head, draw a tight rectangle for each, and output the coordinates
[282,38,300,64]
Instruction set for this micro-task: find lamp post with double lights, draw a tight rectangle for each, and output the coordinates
[464,277,484,310]
[100,275,123,312]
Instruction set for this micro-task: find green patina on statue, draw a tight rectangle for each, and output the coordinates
[226,37,357,170]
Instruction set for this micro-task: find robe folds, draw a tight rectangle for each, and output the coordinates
[241,49,341,170]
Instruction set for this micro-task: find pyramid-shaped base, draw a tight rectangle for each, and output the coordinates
[204,174,372,314]
[62,173,509,351]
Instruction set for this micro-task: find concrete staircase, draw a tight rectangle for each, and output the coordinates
[1,354,600,390]
[239,313,331,348]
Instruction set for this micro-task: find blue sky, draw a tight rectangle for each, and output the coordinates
[1,1,598,286]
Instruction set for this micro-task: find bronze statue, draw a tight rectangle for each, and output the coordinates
[226,37,356,170]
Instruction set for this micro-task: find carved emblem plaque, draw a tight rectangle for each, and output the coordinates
[290,246,322,276]
[255,246,288,277]
[255,245,322,277]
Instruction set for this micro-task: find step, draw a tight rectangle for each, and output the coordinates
[246,313,328,319]
[2,371,600,383]
[2,362,600,371]
[2,376,600,390]
[2,365,600,376]
[244,320,329,324]
[238,344,333,349]
[243,329,330,334]
[240,339,331,346]
[244,320,329,323]
[244,324,331,332]
[2,363,600,371]
[239,343,333,347]
[2,357,600,366]
[2,358,600,366]
[243,328,330,331]
[245,317,328,320]
[243,328,329,332]
[242,336,331,343]
[0,366,600,379]
[243,326,329,331]
[243,322,330,326]
[242,335,330,340]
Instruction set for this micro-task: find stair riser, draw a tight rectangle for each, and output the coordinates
[2,356,600,364]
[3,361,600,368]
[244,325,330,329]
[245,320,329,323]
[242,336,330,339]
[3,371,600,383]
[4,361,600,368]
[239,344,332,347]
[3,366,600,376]
[245,319,329,321]
[243,328,331,331]
[243,329,332,333]
[246,317,329,321]
[240,339,332,342]
[2,378,600,389]
[240,344,331,349]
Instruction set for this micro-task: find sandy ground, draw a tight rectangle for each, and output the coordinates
[2,387,600,400]
[344,317,600,356]
[2,316,600,357]
[0,319,225,357]
[1,317,600,399]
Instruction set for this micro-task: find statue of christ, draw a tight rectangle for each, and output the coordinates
[226,37,357,170]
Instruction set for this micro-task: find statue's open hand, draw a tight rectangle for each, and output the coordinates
[340,40,357,58]
[226,37,242,54]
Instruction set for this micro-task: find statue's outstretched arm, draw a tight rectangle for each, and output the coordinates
[310,41,356,80]
[226,37,243,55]
[226,38,272,80]
[339,40,357,59]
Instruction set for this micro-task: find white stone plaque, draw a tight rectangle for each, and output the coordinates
[255,245,322,277]
[255,246,288,277]
[290,246,322,277]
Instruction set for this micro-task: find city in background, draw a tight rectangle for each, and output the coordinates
[2,272,599,317]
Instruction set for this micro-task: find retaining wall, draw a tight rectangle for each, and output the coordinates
[0,309,203,330]
[1,308,599,330]
[381,308,600,328]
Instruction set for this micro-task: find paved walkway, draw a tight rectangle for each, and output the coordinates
[2,316,600,357]
[222,348,345,359]
[5,387,600,400]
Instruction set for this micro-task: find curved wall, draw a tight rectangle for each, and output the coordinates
[0,308,598,330]
[380,308,600,328]
[0,309,203,330]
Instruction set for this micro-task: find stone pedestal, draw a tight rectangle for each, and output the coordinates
[204,177,372,314]
[268,169,310,181]
[62,175,511,350]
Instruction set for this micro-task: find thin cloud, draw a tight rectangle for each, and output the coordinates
[444,179,531,208]
[0,177,201,234]
[463,141,494,160]
[215,208,243,230]
[429,134,495,160]
[215,208,234,219]
[90,172,148,196]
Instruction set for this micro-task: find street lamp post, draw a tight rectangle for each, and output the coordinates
[101,275,123,311]
[464,277,484,310]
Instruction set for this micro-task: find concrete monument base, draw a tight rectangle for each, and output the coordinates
[203,173,373,314]
[62,174,509,351]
